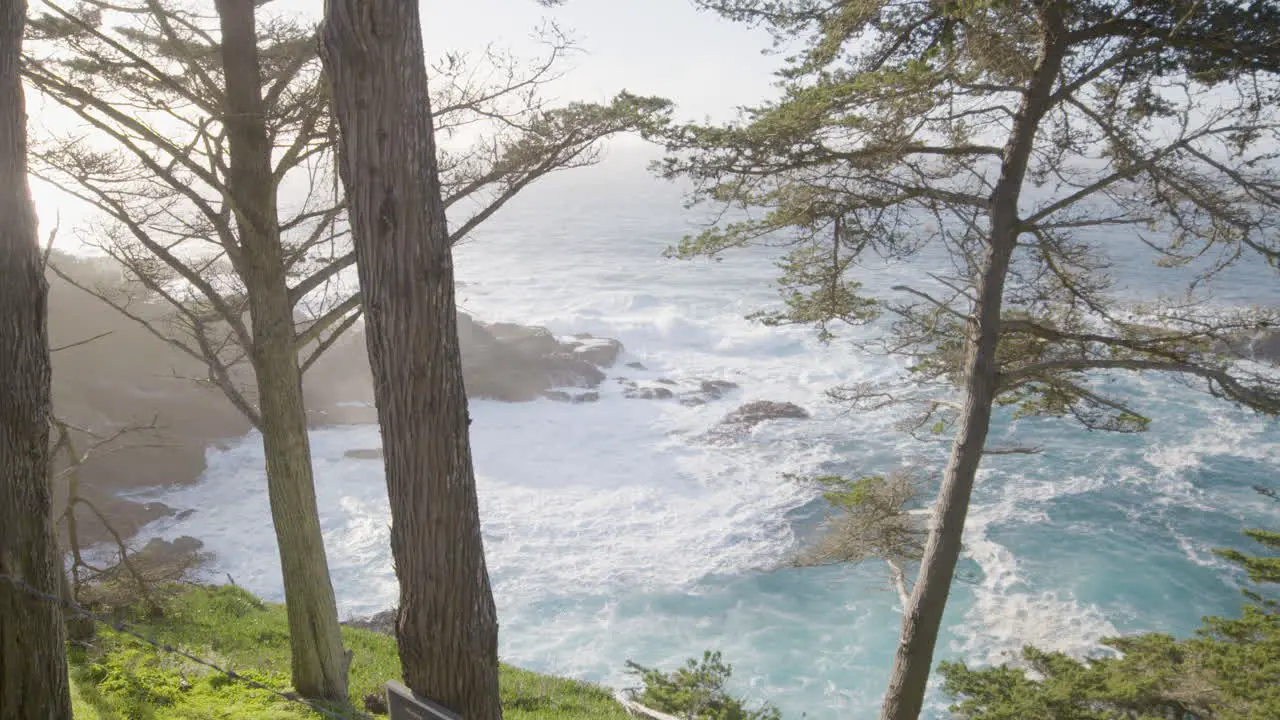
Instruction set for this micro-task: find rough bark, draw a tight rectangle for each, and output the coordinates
[214,0,349,702]
[0,0,74,716]
[877,7,1070,720]
[320,2,503,717]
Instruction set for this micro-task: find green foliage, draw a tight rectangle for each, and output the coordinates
[1215,529,1280,587]
[747,240,880,342]
[653,0,1280,436]
[87,644,188,708]
[625,650,782,720]
[788,472,928,601]
[656,2,1280,718]
[818,474,894,508]
[941,612,1280,720]
[940,514,1280,720]
[499,665,634,719]
[69,584,631,719]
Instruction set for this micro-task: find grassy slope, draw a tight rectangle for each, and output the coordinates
[69,585,630,719]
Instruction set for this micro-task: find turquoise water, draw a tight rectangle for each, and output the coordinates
[127,148,1279,718]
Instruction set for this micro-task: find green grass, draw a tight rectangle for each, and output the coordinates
[69,584,631,719]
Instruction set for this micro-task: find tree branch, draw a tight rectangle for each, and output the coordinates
[1002,358,1279,415]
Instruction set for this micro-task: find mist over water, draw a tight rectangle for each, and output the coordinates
[120,150,1279,719]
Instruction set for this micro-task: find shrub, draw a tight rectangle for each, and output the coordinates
[625,650,782,720]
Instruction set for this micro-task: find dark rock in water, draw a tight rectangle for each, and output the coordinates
[625,386,675,400]
[142,535,203,556]
[1254,333,1280,364]
[699,379,740,399]
[1214,329,1280,365]
[720,400,810,429]
[616,375,741,405]
[543,352,607,388]
[174,508,197,521]
[544,389,600,403]
[565,335,624,368]
[117,535,208,580]
[697,400,812,444]
[344,448,383,460]
[344,608,397,637]
[454,313,619,401]
[626,361,648,370]
[306,310,623,405]
[486,322,562,357]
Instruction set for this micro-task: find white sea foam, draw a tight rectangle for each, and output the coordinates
[115,159,1279,719]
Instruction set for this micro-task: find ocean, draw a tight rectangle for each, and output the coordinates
[118,145,1280,719]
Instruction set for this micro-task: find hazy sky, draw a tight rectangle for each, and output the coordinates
[28,0,786,243]
[282,0,785,121]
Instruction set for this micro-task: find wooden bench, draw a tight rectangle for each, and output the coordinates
[386,681,461,720]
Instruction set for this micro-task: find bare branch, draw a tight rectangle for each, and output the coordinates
[299,306,362,374]
[40,212,61,270]
[887,558,911,607]
[50,330,114,354]
[982,446,1043,456]
[289,250,352,306]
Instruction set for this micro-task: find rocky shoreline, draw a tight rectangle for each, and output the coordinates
[51,255,816,555]
[50,256,1280,555]
[45,252,638,548]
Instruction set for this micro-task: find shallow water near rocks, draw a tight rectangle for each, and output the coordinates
[125,151,1280,719]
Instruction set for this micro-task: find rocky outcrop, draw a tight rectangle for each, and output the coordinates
[568,334,624,367]
[343,608,397,636]
[719,400,810,429]
[617,377,740,405]
[48,256,629,547]
[133,535,206,567]
[625,384,675,400]
[97,536,209,585]
[1215,329,1280,365]
[695,400,812,444]
[463,317,611,400]
[541,390,601,404]
[49,260,258,548]
[311,313,622,405]
[694,380,740,402]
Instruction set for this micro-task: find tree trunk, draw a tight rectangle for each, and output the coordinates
[0,0,74,716]
[214,0,349,702]
[320,2,503,718]
[877,8,1069,720]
